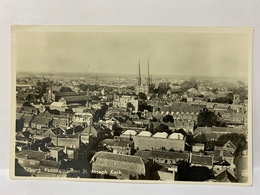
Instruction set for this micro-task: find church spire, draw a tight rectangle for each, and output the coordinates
[147,58,150,86]
[137,59,141,86]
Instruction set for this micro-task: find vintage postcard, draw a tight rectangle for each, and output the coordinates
[10,26,252,185]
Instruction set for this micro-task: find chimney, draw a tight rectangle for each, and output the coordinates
[56,135,58,146]
[24,155,29,160]
[71,126,74,135]
[64,146,67,154]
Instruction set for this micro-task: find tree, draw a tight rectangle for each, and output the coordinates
[189,166,213,181]
[175,160,213,181]
[180,80,198,92]
[212,96,233,104]
[235,87,248,103]
[180,98,187,102]
[157,82,168,95]
[211,88,218,94]
[193,133,207,144]
[174,129,187,136]
[217,133,247,155]
[197,108,222,127]
[175,160,190,181]
[60,86,73,92]
[36,81,49,97]
[162,115,174,123]
[138,92,147,100]
[157,123,171,134]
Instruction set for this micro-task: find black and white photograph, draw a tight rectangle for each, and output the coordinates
[10,25,252,185]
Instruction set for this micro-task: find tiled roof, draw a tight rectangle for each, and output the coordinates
[223,141,237,151]
[194,126,245,134]
[16,113,24,120]
[60,95,91,103]
[215,168,237,182]
[16,150,49,161]
[134,150,189,162]
[16,131,32,138]
[39,160,61,169]
[52,118,67,126]
[99,139,133,148]
[91,151,150,174]
[31,116,51,125]
[191,154,213,167]
[22,114,34,123]
[82,125,97,136]
[53,91,77,97]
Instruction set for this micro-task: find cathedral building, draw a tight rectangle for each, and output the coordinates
[135,59,152,95]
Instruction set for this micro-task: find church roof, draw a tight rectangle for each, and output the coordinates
[91,151,150,175]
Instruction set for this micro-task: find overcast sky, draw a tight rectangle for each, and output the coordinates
[14,27,251,78]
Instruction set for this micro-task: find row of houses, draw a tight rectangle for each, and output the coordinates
[194,126,247,141]
[89,140,237,181]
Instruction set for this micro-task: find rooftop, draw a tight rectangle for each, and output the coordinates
[16,150,49,161]
[91,151,150,174]
[190,154,213,167]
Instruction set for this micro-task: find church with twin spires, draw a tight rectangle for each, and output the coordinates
[135,59,152,95]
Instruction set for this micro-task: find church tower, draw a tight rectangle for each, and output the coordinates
[147,58,150,87]
[137,59,141,86]
[135,58,151,96]
[86,87,92,108]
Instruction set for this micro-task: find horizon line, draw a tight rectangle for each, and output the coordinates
[16,70,248,79]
